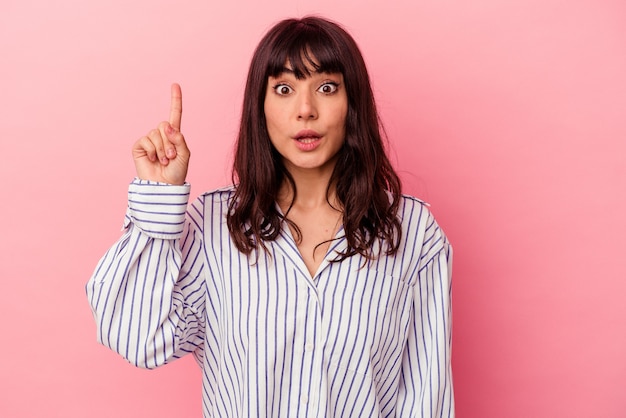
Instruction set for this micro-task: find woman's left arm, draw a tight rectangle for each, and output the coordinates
[395,226,454,417]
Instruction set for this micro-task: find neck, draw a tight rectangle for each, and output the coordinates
[278,166,339,211]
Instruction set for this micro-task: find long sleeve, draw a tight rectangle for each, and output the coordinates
[86,179,207,369]
[395,222,454,417]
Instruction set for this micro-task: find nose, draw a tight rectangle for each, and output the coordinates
[297,91,318,120]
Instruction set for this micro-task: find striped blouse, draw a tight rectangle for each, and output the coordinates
[86,179,454,417]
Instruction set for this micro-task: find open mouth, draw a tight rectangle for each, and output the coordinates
[296,136,321,144]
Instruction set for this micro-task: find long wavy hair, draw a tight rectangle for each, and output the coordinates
[227,16,402,260]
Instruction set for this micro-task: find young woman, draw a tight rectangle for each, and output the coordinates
[87,16,454,417]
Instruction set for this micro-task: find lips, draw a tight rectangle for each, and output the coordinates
[293,129,322,151]
[294,129,322,142]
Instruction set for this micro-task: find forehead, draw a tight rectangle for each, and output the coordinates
[267,43,344,80]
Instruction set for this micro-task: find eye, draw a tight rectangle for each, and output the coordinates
[318,82,339,94]
[273,84,293,96]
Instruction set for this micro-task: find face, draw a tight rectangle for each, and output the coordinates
[264,66,348,176]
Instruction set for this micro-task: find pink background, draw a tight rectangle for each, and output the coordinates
[2,0,625,416]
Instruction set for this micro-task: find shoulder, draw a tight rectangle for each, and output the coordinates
[396,193,450,259]
[397,194,433,226]
[201,184,237,200]
[185,185,236,231]
[399,194,429,206]
[190,185,236,207]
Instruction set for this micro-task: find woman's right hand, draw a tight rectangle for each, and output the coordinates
[132,83,190,185]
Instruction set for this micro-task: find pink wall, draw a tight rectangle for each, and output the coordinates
[2,0,625,416]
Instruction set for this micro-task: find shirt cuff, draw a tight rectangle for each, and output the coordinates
[124,178,191,239]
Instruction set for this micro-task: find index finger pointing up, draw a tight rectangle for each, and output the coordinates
[169,83,183,130]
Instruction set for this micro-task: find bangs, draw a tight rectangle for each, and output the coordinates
[267,23,344,78]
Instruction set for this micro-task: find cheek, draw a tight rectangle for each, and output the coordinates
[264,99,287,126]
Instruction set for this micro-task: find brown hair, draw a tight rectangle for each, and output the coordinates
[227,16,402,260]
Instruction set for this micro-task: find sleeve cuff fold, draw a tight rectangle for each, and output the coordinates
[123,178,191,239]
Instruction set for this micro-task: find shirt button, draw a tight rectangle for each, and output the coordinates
[302,395,309,404]
[305,342,314,351]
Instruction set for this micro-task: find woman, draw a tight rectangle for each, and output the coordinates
[87,16,454,417]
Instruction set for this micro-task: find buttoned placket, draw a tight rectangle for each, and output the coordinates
[275,240,323,415]
[272,224,348,417]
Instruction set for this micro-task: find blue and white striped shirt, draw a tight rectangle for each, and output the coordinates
[87,179,454,417]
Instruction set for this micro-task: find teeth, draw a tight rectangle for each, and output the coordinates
[298,137,318,143]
